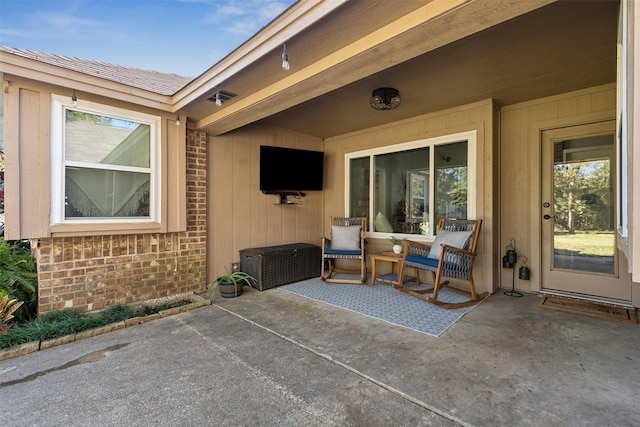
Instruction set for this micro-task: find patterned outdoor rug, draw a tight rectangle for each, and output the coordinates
[279,275,484,337]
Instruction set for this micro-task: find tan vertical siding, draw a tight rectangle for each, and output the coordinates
[166,116,187,232]
[4,86,52,238]
[3,80,21,238]
[500,83,616,293]
[207,123,324,281]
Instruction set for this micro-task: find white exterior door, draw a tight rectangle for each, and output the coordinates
[540,121,631,301]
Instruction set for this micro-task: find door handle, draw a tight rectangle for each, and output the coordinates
[543,214,552,220]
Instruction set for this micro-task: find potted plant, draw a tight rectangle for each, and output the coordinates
[206,270,256,299]
[389,236,405,255]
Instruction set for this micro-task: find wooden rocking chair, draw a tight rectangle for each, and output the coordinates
[397,219,487,308]
[321,217,367,284]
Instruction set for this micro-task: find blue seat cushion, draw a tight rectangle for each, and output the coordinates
[324,247,362,256]
[406,255,439,268]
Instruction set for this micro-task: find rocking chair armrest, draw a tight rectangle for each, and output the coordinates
[440,244,474,258]
[439,244,476,269]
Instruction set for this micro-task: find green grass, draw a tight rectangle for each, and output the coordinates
[553,231,615,257]
[0,301,190,349]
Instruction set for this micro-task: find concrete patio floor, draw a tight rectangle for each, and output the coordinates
[1,288,638,426]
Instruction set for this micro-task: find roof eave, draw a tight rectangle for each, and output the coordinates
[0,52,174,112]
[171,0,349,110]
[191,0,557,136]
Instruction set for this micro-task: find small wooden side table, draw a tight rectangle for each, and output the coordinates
[369,251,416,287]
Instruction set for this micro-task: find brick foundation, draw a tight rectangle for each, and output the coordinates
[33,130,207,314]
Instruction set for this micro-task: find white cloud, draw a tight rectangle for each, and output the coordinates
[34,11,100,29]
[217,4,245,17]
[0,28,24,37]
[255,1,292,21]
[1,9,111,43]
[0,0,296,76]
[225,20,259,37]
[201,0,293,37]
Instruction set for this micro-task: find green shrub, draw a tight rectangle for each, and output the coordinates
[0,304,163,349]
[93,304,141,324]
[0,292,24,331]
[0,239,38,322]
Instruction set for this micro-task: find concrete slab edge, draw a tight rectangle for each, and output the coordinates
[0,294,211,361]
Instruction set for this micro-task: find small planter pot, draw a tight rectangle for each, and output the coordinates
[218,281,244,298]
[208,271,256,300]
[392,244,403,255]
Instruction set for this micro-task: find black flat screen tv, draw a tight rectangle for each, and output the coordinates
[259,145,324,195]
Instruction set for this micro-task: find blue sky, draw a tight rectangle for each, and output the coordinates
[0,0,297,77]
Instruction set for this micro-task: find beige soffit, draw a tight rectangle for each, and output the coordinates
[180,0,556,136]
[0,46,191,111]
[171,0,349,110]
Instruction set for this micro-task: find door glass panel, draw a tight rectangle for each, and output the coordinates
[552,135,615,275]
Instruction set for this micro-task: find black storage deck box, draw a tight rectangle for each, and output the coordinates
[240,243,321,290]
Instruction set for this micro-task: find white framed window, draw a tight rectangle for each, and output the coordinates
[345,131,476,240]
[51,94,160,226]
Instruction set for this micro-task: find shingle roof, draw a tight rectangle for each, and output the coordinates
[0,46,193,96]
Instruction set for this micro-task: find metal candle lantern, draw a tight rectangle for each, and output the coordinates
[503,239,523,297]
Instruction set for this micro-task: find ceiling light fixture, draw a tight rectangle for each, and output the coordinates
[71,90,78,107]
[369,87,401,111]
[281,43,290,71]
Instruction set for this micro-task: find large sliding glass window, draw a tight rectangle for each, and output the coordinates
[346,131,475,239]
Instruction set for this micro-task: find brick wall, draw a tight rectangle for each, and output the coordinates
[33,130,207,314]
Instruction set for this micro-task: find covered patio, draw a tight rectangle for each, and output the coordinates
[2,287,638,426]
[197,0,635,308]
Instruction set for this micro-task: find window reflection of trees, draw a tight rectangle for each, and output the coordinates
[348,140,469,236]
